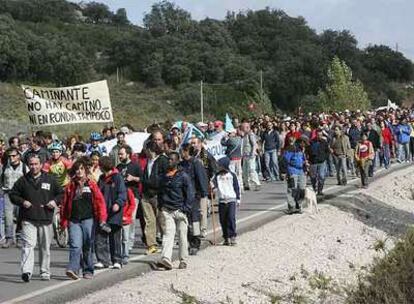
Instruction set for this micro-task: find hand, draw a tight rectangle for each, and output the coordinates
[112,204,120,213]
[46,200,57,209]
[126,174,138,182]
[22,200,32,209]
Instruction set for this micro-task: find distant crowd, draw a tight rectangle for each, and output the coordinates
[0,106,412,282]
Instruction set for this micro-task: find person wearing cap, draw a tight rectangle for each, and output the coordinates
[212,120,226,140]
[211,157,240,246]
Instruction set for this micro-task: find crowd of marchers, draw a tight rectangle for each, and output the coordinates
[0,106,412,282]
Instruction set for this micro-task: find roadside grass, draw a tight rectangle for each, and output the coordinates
[346,227,414,304]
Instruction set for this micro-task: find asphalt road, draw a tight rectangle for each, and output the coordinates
[0,164,407,304]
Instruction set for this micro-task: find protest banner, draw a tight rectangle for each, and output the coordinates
[206,136,226,160]
[99,132,150,154]
[21,80,113,126]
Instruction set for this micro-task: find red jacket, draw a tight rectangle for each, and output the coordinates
[60,179,107,229]
[381,127,393,146]
[122,188,136,225]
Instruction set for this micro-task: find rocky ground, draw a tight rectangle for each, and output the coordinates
[70,167,414,304]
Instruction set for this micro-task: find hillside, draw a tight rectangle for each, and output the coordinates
[0,0,413,127]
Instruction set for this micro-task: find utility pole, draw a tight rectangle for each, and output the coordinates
[260,70,263,103]
[200,80,204,123]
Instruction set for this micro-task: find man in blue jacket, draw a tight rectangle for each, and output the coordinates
[396,118,412,163]
[95,156,127,270]
[283,137,307,213]
[157,152,194,270]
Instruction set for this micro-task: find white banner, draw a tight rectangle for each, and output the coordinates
[100,132,150,154]
[21,80,113,126]
[205,138,226,160]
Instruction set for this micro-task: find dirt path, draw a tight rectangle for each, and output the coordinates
[71,168,414,304]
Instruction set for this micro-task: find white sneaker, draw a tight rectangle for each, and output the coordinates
[94,262,105,269]
[112,263,122,270]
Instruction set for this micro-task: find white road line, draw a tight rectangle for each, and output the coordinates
[1,165,395,304]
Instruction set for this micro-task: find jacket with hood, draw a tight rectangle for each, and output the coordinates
[98,168,127,226]
[211,157,240,204]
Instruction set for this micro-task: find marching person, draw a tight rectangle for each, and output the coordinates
[179,143,208,254]
[1,148,28,248]
[330,126,351,186]
[306,129,330,195]
[261,122,281,181]
[241,121,261,191]
[43,142,72,187]
[60,158,107,280]
[283,137,307,214]
[157,151,194,270]
[110,131,126,167]
[221,129,243,193]
[355,133,375,189]
[211,157,240,246]
[9,154,64,282]
[141,141,168,255]
[87,132,107,157]
[95,156,127,270]
[116,145,142,263]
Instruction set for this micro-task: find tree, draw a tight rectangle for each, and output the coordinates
[112,8,129,25]
[318,57,370,111]
[143,1,193,37]
[83,2,112,24]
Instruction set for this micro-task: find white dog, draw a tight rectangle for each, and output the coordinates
[304,187,318,214]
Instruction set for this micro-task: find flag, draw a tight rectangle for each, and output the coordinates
[225,113,235,132]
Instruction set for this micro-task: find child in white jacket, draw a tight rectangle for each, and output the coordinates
[211,157,240,246]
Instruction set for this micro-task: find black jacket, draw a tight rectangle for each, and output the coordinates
[142,154,169,198]
[261,130,280,151]
[306,139,330,164]
[158,170,194,213]
[366,129,381,150]
[179,158,208,198]
[9,172,64,224]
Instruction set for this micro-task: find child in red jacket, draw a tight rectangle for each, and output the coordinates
[121,189,136,265]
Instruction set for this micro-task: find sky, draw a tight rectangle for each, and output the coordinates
[74,0,414,60]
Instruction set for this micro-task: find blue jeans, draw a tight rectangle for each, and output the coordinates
[380,144,391,168]
[0,194,4,239]
[68,218,95,275]
[310,162,327,193]
[264,150,280,180]
[368,150,380,176]
[398,142,410,162]
[218,202,236,240]
[287,174,306,209]
[333,155,348,184]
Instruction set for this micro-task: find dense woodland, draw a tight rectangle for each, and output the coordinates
[0,0,413,119]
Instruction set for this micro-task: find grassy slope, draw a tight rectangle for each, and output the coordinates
[0,77,188,136]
